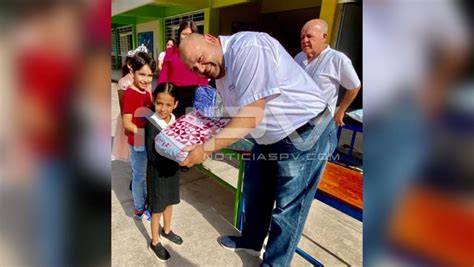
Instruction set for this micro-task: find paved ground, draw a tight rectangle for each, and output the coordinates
[111,79,362,266]
[112,159,362,266]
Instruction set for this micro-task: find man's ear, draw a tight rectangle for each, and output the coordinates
[204,34,219,45]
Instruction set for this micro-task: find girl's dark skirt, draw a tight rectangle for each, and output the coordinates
[146,167,180,214]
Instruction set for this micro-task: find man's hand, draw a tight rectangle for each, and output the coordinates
[179,98,267,167]
[179,144,210,167]
[334,107,345,127]
[335,87,360,127]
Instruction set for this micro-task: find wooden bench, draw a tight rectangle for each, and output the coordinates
[315,162,363,221]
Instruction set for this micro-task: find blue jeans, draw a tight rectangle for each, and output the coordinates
[130,145,147,211]
[240,113,337,266]
[38,158,70,267]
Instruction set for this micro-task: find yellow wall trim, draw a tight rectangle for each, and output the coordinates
[319,0,338,44]
[261,0,322,14]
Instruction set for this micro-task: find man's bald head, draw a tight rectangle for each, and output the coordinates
[300,19,329,61]
[179,33,225,79]
[179,33,207,69]
[180,32,205,49]
[302,19,328,35]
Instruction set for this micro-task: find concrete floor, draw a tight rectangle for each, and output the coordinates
[112,159,362,266]
[111,80,362,266]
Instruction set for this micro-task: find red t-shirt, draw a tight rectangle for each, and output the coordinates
[121,87,152,146]
[19,49,77,156]
[157,47,209,86]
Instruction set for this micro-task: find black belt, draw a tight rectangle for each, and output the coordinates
[294,107,332,135]
[295,120,314,135]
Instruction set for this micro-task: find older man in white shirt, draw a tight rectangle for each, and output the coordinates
[295,19,361,127]
[179,32,338,266]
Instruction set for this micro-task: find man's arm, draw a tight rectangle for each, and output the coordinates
[179,98,267,167]
[334,86,360,126]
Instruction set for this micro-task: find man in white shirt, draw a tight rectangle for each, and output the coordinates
[296,19,361,127]
[179,32,338,266]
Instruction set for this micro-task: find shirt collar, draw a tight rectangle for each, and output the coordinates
[304,45,330,66]
[218,35,231,79]
[320,44,331,55]
[219,35,231,54]
[150,113,176,130]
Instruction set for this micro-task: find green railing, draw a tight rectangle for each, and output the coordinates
[195,140,253,227]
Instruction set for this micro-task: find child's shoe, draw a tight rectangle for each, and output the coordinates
[148,242,170,262]
[161,230,183,246]
[143,209,151,222]
[133,209,144,220]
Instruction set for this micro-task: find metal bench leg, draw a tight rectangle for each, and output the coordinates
[295,247,324,266]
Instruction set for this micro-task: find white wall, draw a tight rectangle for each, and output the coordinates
[136,20,161,61]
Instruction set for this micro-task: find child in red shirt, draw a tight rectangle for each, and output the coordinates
[121,52,155,219]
